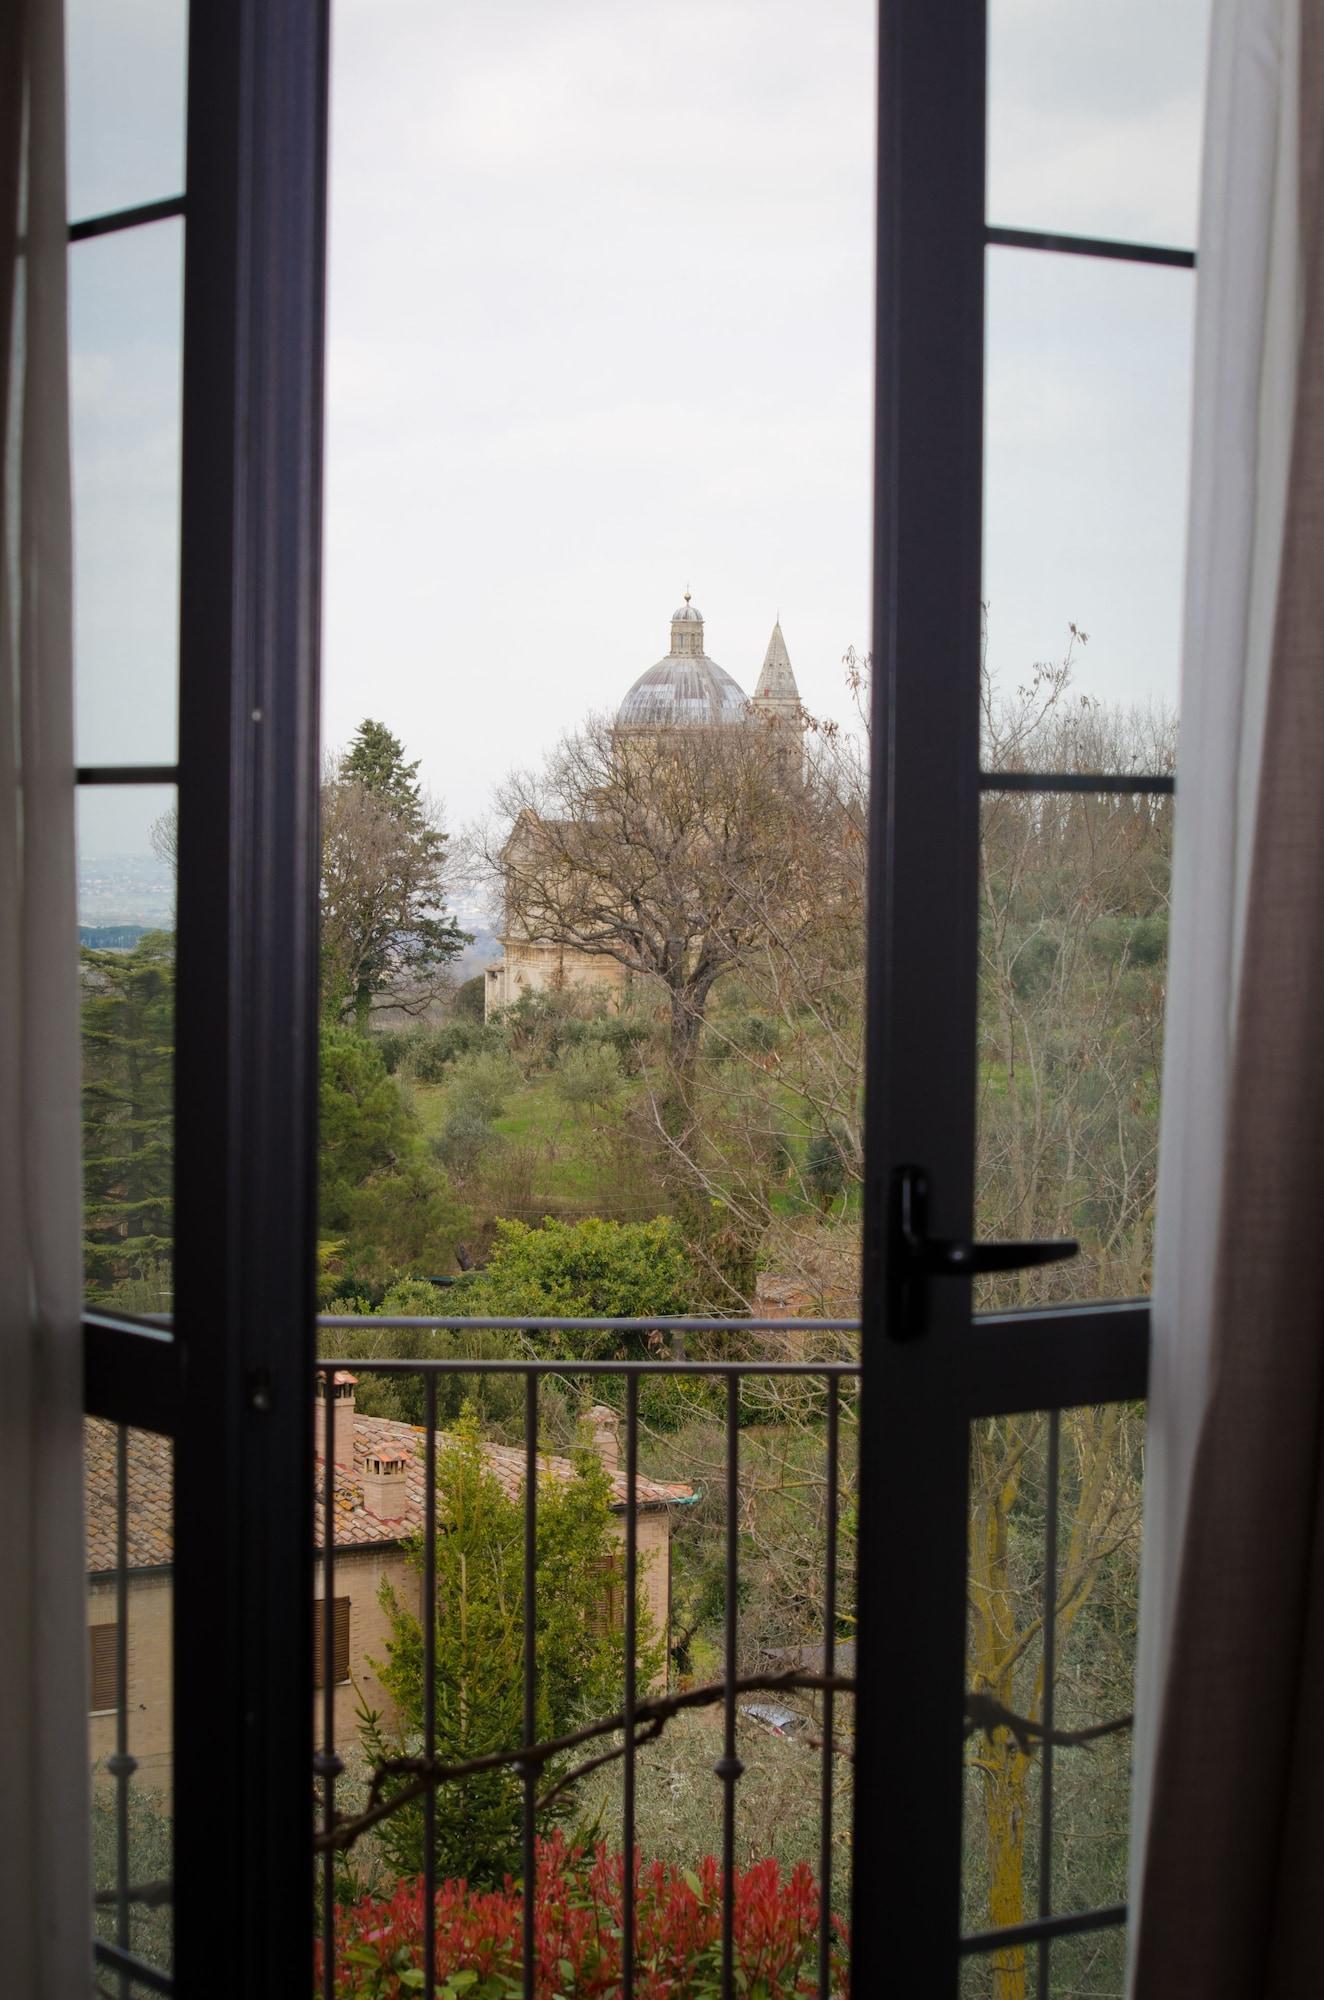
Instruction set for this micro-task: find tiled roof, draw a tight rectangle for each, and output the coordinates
[316,1415,695,1551]
[85,1419,174,1574]
[85,1411,694,1573]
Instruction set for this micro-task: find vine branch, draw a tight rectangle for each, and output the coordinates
[315,1673,1132,1856]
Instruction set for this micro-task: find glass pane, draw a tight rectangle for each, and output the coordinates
[984,247,1195,729]
[87,1420,174,1982]
[987,0,1210,246]
[963,1408,1142,1961]
[78,785,176,1310]
[963,1413,1047,1944]
[66,0,188,224]
[961,1945,1042,1999]
[1049,1404,1144,1917]
[1046,1924,1127,1997]
[71,221,183,768]
[976,787,1169,1308]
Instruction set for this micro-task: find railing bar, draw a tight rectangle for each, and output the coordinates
[317,1314,861,1334]
[114,1424,133,2000]
[522,1369,538,2000]
[1038,1410,1061,2000]
[720,1373,742,1999]
[320,1370,337,2000]
[817,1377,840,2000]
[961,1902,1128,1954]
[623,1373,639,2000]
[320,1354,862,1378]
[423,1373,438,2000]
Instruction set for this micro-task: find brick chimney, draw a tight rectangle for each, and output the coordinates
[315,1370,358,1468]
[586,1403,620,1472]
[362,1446,409,1520]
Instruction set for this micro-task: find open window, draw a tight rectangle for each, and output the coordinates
[71,2,1209,1994]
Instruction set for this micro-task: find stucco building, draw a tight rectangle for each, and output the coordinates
[484,595,803,1017]
[86,1380,693,1797]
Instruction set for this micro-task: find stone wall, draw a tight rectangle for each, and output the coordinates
[87,1512,673,1796]
[88,1570,174,1804]
[315,1543,420,1743]
[609,1508,672,1689]
[485,939,627,1019]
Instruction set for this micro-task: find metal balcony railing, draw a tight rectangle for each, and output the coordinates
[314,1317,861,2000]
[86,1312,1142,1998]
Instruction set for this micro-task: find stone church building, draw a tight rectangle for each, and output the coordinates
[484,596,802,1018]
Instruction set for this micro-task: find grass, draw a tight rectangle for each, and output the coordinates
[410,1073,651,1214]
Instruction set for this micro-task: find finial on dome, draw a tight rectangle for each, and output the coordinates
[684,587,691,604]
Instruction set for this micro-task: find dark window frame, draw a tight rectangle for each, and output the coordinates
[80,3,327,1995]
[852,5,1181,1989]
[75,2,1185,1992]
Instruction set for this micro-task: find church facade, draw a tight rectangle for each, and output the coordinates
[484,596,802,1019]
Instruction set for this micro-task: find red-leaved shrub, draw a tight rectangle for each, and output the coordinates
[317,1830,849,1997]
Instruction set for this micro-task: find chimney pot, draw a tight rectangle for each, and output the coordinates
[362,1448,409,1520]
[315,1370,358,1469]
[586,1403,621,1472]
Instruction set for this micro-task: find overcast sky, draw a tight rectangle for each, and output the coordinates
[70,0,1209,866]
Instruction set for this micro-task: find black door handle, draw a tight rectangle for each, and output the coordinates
[887,1165,1078,1339]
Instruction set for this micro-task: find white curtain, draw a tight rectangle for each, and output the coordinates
[1130,0,1315,1984]
[1130,0,1300,1877]
[0,1,91,1993]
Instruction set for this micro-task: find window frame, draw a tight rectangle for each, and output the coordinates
[80,3,329,1995]
[75,0,1185,1992]
[851,3,1181,1989]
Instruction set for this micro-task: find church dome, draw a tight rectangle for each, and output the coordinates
[617,595,750,730]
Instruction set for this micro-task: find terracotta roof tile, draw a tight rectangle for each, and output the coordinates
[316,1415,695,1551]
[85,1410,695,1572]
[84,1420,174,1574]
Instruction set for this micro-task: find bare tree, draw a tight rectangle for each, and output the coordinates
[978,631,1176,1305]
[963,630,1172,1987]
[679,634,1165,1973]
[148,806,178,871]
[489,714,820,1086]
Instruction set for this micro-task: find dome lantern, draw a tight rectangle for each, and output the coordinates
[617,593,750,731]
[670,591,704,657]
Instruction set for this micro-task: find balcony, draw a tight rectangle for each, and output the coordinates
[89,1314,1142,2000]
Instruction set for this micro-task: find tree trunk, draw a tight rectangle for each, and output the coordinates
[668,980,705,1082]
[985,1737,1033,2000]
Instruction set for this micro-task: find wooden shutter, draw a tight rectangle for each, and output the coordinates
[90,1624,119,1711]
[591,1552,625,1636]
[313,1596,351,1687]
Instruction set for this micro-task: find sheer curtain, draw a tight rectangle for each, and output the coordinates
[0,1,90,1993]
[1131,0,1324,1989]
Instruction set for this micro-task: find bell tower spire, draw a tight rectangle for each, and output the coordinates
[752,620,801,725]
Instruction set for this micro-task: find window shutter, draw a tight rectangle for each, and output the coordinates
[313,1597,351,1688]
[591,1552,625,1636]
[90,1625,118,1711]
[334,1595,350,1683]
